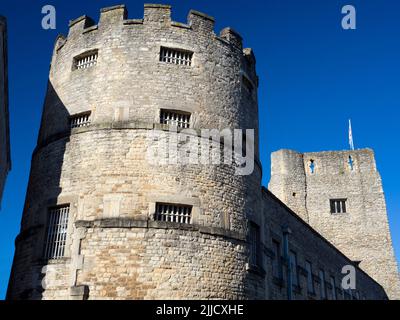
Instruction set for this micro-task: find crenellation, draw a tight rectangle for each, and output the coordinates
[68,16,95,37]
[220,27,243,50]
[187,10,215,34]
[99,5,128,26]
[143,3,171,24]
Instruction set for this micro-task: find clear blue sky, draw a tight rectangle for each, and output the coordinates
[0,0,399,299]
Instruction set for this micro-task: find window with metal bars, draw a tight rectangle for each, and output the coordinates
[330,199,347,214]
[249,222,261,267]
[154,203,192,224]
[73,50,98,70]
[160,109,191,129]
[44,205,69,260]
[70,111,91,129]
[160,47,193,66]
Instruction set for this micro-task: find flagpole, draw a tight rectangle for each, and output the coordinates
[349,119,355,151]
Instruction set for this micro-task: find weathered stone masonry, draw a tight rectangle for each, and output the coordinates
[269,149,400,299]
[6,4,396,300]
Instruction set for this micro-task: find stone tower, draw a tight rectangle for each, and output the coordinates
[7,4,263,299]
[269,148,400,299]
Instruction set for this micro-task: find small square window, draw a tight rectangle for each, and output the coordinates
[73,50,98,70]
[330,199,347,214]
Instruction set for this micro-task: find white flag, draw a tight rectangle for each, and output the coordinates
[349,119,354,150]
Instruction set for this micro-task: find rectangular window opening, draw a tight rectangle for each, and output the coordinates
[70,111,92,129]
[249,222,261,267]
[160,47,193,66]
[160,109,191,129]
[44,205,70,260]
[272,240,282,279]
[154,203,192,224]
[73,50,98,70]
[330,199,347,214]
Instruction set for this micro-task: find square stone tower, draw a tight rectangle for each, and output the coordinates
[269,148,400,299]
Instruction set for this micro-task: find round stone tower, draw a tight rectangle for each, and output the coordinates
[7,4,262,300]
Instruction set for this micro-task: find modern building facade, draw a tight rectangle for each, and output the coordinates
[0,16,11,208]
[6,4,399,300]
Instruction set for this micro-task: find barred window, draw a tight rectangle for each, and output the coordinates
[154,203,192,224]
[73,50,98,70]
[249,222,261,267]
[160,47,193,66]
[44,205,69,260]
[160,109,191,129]
[70,111,91,129]
[330,199,347,214]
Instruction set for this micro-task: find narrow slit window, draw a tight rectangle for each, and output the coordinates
[272,240,282,279]
[160,47,193,66]
[309,160,315,174]
[154,203,192,224]
[348,155,354,171]
[160,109,191,129]
[73,50,98,70]
[330,199,347,214]
[70,111,91,129]
[44,205,70,260]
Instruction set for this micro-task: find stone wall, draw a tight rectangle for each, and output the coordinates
[0,16,11,207]
[269,149,400,299]
[261,189,387,300]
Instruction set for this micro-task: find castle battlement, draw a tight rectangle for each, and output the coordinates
[56,4,247,56]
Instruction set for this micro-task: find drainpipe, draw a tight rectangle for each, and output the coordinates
[282,225,292,300]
